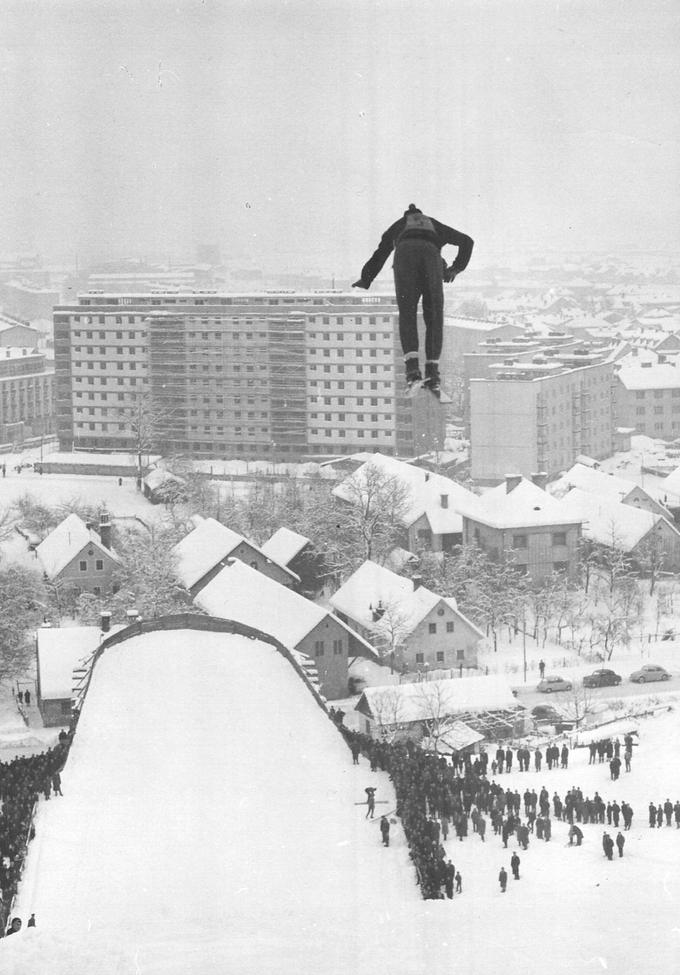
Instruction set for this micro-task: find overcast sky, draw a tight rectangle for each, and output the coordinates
[1,0,679,272]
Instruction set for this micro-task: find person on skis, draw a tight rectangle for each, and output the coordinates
[353,204,474,394]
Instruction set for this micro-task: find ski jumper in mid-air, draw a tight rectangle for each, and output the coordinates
[353,204,474,394]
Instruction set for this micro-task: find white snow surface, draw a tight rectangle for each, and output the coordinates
[561,487,667,550]
[260,526,310,566]
[3,630,680,974]
[36,626,102,700]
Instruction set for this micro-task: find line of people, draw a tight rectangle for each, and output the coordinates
[0,729,73,936]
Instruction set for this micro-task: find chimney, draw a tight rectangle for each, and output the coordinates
[100,611,112,633]
[531,472,548,491]
[371,600,386,623]
[412,574,423,591]
[505,474,522,494]
[440,494,449,509]
[98,512,112,549]
[424,472,430,482]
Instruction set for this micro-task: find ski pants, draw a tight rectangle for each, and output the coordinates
[393,239,444,361]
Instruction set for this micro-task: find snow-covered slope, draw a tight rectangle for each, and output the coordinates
[4,629,680,975]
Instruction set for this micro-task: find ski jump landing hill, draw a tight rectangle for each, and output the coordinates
[5,616,422,975]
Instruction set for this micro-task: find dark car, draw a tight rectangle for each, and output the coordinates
[531,704,562,721]
[582,669,622,689]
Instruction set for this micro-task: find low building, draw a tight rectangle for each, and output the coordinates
[561,487,680,570]
[329,560,482,673]
[355,675,527,742]
[173,516,299,595]
[36,513,119,598]
[550,462,671,519]
[194,559,378,699]
[459,475,583,581]
[36,625,102,726]
[332,452,477,554]
[615,361,680,440]
[260,527,321,593]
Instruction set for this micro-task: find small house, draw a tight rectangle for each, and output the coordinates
[36,512,119,598]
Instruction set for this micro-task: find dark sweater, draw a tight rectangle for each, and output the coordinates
[358,212,474,288]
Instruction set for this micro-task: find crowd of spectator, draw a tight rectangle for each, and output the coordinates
[340,723,676,901]
[0,728,73,936]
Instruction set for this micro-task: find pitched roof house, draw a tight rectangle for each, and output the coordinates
[194,559,377,699]
[329,560,483,673]
[36,513,119,597]
[173,516,299,595]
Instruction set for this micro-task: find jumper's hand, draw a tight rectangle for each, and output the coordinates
[443,267,459,284]
[352,279,369,289]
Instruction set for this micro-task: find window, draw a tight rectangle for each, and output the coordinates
[456,649,465,661]
[446,621,454,633]
[436,652,445,663]
[512,534,528,548]
[415,652,424,664]
[93,586,101,596]
[95,559,104,571]
[552,532,567,546]
[428,623,437,634]
[79,560,87,572]
[333,639,343,655]
[314,640,325,657]
[553,561,568,572]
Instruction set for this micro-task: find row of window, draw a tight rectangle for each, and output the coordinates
[415,650,466,663]
[309,429,393,439]
[636,405,680,415]
[79,559,105,571]
[634,388,680,399]
[512,532,568,548]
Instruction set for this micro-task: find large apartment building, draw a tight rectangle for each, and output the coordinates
[614,361,680,440]
[469,347,619,484]
[0,347,54,444]
[53,292,444,460]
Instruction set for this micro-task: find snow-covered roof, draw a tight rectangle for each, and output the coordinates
[260,527,311,566]
[41,451,161,468]
[560,488,668,551]
[143,469,185,491]
[617,363,680,390]
[358,675,519,725]
[36,513,118,579]
[421,721,485,753]
[550,463,652,505]
[330,560,483,639]
[195,560,377,656]
[173,516,297,590]
[460,478,583,530]
[332,453,476,535]
[36,625,103,700]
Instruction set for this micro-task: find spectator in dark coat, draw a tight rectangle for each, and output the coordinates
[380,816,390,846]
[51,771,63,796]
[455,870,462,893]
[365,787,376,819]
[615,832,625,857]
[569,824,583,846]
[663,800,673,826]
[510,852,520,879]
[602,832,614,860]
[499,867,508,892]
[649,803,657,828]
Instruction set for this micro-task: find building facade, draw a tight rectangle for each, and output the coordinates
[0,347,54,444]
[470,351,617,483]
[53,292,444,460]
[614,362,680,440]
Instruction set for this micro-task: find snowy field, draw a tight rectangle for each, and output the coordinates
[2,629,680,974]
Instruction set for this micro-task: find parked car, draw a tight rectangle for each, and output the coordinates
[531,704,562,721]
[582,669,622,689]
[629,664,671,684]
[537,675,573,694]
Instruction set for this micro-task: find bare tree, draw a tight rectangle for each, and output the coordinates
[561,682,599,728]
[119,392,170,484]
[0,565,47,682]
[414,681,458,754]
[634,527,669,596]
[368,687,408,743]
[334,463,412,566]
[369,599,413,674]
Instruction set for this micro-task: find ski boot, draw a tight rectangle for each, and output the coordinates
[423,362,441,399]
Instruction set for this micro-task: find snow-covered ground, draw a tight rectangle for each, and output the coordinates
[2,627,679,974]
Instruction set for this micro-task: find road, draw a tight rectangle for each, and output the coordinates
[514,674,680,711]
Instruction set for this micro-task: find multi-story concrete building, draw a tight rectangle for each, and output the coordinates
[469,347,619,484]
[0,347,54,444]
[614,361,680,440]
[53,291,444,460]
